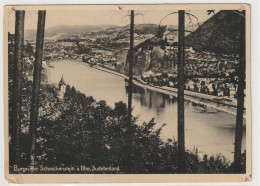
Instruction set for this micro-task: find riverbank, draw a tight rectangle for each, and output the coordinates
[10,78,244,173]
[87,63,245,118]
[45,59,246,160]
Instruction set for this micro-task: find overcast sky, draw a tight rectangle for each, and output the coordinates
[7,9,217,33]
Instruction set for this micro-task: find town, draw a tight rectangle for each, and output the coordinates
[7,8,247,176]
[21,24,242,107]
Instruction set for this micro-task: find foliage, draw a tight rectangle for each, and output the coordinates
[8,37,246,173]
[9,81,246,173]
[185,10,242,55]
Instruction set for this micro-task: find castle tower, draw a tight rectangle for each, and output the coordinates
[58,76,66,99]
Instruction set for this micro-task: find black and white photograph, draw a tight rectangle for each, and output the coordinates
[4,4,251,183]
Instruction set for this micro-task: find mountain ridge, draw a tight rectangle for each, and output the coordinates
[184,10,242,55]
[25,25,117,39]
[24,23,195,40]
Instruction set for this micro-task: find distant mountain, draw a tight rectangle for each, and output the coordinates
[25,25,119,40]
[25,23,198,40]
[25,29,37,40]
[185,10,242,54]
[133,23,199,35]
[45,25,115,36]
[97,24,166,35]
[135,24,164,35]
[25,24,164,40]
[166,23,200,33]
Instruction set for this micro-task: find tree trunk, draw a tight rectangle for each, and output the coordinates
[28,10,46,166]
[128,11,134,133]
[234,10,245,173]
[10,10,25,166]
[177,10,186,173]
[124,10,135,173]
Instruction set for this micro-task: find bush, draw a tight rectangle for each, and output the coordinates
[10,84,246,174]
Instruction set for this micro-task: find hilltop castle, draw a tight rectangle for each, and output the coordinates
[58,76,66,99]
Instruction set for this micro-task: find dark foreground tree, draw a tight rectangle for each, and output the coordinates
[177,10,186,173]
[124,10,135,173]
[234,10,246,173]
[28,10,46,166]
[10,10,25,166]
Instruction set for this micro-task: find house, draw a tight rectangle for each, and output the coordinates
[169,81,174,87]
[185,47,195,53]
[194,83,202,92]
[207,84,215,93]
[163,30,176,45]
[155,73,162,78]
[42,60,47,67]
[186,80,195,91]
[217,88,224,97]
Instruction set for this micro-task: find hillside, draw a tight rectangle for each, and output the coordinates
[25,25,118,40]
[24,23,197,41]
[25,29,37,40]
[185,10,242,54]
[25,24,166,40]
[96,24,166,36]
[45,25,114,36]
[135,24,164,35]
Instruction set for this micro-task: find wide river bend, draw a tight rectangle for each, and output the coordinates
[48,60,246,161]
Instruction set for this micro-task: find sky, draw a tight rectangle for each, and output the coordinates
[7,9,217,33]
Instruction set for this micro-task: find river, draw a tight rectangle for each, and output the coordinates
[48,59,246,161]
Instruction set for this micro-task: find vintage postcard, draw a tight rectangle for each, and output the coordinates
[3,4,251,183]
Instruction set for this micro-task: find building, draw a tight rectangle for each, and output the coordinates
[163,30,176,45]
[58,76,66,99]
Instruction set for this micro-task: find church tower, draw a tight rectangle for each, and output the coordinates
[58,76,66,99]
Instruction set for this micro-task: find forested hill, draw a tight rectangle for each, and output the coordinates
[25,24,166,40]
[25,25,117,39]
[185,10,243,55]
[96,24,166,35]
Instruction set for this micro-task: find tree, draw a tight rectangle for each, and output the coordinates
[177,10,186,173]
[28,10,46,166]
[10,10,25,166]
[125,10,135,173]
[233,10,246,173]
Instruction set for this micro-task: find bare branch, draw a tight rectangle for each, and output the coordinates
[157,11,199,38]
[110,48,129,59]
[116,25,129,38]
[134,13,144,17]
[112,28,143,41]
[158,11,178,32]
[185,12,195,31]
[159,11,178,27]
[111,12,145,42]
[185,12,200,27]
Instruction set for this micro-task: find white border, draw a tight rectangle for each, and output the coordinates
[1,0,259,186]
